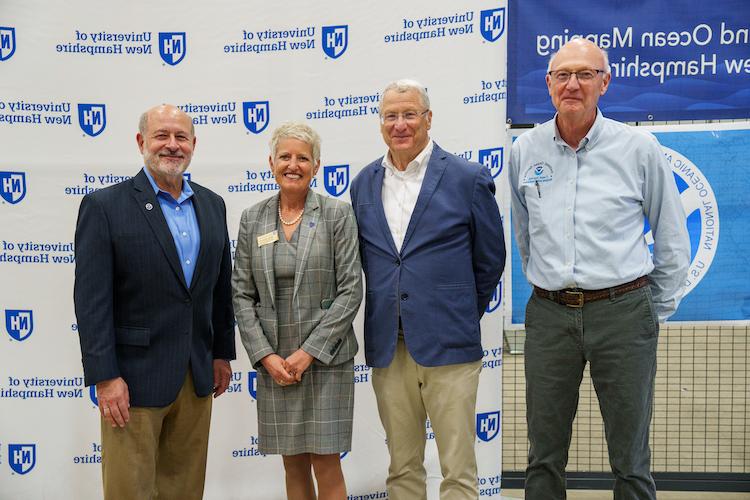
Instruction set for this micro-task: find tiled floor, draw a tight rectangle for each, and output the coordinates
[501,489,750,499]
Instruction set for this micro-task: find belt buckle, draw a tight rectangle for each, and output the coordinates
[563,290,584,308]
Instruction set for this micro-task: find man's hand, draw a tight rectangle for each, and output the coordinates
[96,377,130,428]
[260,354,297,386]
[285,349,315,382]
[213,359,232,398]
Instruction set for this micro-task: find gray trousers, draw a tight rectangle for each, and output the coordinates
[524,286,659,500]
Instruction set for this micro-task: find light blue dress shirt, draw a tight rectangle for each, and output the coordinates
[143,167,201,286]
[509,110,690,321]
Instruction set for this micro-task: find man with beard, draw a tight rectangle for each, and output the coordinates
[74,104,235,499]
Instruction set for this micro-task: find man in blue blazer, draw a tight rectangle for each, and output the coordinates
[74,104,235,499]
[350,80,506,500]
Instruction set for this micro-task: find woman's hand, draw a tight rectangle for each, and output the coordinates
[260,354,297,386]
[285,349,315,382]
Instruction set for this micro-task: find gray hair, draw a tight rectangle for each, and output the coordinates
[269,122,322,163]
[381,79,430,113]
[138,104,195,136]
[547,39,611,74]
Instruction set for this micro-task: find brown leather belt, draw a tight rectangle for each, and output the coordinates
[533,276,649,308]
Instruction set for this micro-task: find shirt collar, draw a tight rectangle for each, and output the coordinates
[552,108,603,152]
[382,139,434,175]
[142,167,194,203]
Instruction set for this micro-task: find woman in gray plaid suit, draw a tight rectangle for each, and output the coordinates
[232,122,363,499]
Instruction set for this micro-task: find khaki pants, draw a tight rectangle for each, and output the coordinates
[373,338,482,500]
[101,371,213,500]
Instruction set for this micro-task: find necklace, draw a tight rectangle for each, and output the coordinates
[278,205,304,226]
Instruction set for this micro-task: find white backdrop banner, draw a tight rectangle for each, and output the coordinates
[0,1,509,499]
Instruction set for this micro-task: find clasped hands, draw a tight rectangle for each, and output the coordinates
[261,349,314,387]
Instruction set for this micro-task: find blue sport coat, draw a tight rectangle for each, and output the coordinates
[74,169,236,407]
[350,143,505,368]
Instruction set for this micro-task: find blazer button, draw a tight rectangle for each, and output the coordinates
[400,293,408,301]
[394,260,400,266]
[184,298,191,304]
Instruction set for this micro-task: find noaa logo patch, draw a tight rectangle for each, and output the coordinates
[8,444,36,475]
[243,101,270,134]
[479,147,504,179]
[480,8,505,42]
[323,165,350,197]
[77,104,107,137]
[486,281,502,313]
[248,371,257,400]
[322,25,348,59]
[476,411,501,442]
[0,171,27,204]
[656,147,719,296]
[0,27,16,61]
[522,162,554,185]
[158,32,186,65]
[5,309,33,341]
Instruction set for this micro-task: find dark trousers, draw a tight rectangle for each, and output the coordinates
[524,286,659,500]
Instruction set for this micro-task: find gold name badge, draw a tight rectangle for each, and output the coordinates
[257,230,279,247]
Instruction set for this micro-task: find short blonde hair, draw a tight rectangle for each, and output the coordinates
[269,122,321,163]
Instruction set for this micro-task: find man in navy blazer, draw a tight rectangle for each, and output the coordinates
[350,80,505,500]
[74,104,235,499]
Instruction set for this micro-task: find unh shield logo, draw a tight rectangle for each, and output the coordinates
[476,411,501,442]
[0,27,16,61]
[5,310,33,341]
[158,32,186,65]
[322,25,348,59]
[243,101,270,134]
[323,165,350,197]
[89,386,99,406]
[480,8,506,42]
[478,147,504,179]
[0,171,27,204]
[77,104,107,137]
[486,281,502,313]
[248,371,257,400]
[8,444,36,475]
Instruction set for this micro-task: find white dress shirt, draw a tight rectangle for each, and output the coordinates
[381,140,434,251]
[509,110,690,321]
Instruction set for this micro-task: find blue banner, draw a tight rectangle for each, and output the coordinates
[508,0,750,123]
[510,125,750,324]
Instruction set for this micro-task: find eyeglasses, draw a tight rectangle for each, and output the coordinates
[380,109,429,125]
[548,69,605,83]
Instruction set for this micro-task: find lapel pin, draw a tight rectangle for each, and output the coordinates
[145,202,153,211]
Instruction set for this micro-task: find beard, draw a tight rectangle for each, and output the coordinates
[143,149,190,180]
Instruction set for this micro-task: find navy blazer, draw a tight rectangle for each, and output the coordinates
[350,143,505,368]
[74,169,235,407]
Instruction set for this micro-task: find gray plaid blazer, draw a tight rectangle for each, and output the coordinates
[232,190,362,367]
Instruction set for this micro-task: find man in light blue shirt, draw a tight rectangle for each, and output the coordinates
[509,39,690,499]
[74,104,235,499]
